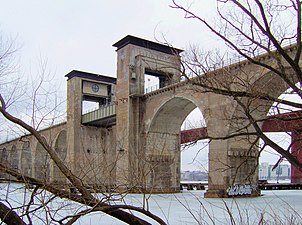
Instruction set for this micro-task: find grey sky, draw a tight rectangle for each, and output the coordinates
[0,1,216,82]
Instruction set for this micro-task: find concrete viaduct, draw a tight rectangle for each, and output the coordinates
[0,35,301,197]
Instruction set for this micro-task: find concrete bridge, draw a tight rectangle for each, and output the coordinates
[0,35,301,197]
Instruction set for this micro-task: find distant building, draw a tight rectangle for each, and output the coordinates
[269,164,290,180]
[181,163,290,182]
[181,171,192,180]
[181,171,208,181]
[259,162,269,179]
[259,162,290,180]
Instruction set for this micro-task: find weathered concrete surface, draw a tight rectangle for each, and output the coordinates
[0,122,117,190]
[0,36,300,197]
[113,36,182,192]
[0,123,66,182]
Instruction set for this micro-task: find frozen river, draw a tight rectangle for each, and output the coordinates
[83,190,302,225]
[1,183,302,225]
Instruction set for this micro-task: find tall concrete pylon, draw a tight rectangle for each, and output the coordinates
[113,35,183,192]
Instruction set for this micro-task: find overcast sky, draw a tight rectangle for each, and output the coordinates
[0,1,289,171]
[0,1,217,82]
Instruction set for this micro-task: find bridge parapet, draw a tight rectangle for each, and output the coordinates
[81,104,116,126]
[143,42,299,98]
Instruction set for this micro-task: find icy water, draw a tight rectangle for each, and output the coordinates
[1,184,302,225]
[83,190,302,225]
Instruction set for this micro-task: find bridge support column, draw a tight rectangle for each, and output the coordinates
[66,75,82,176]
[205,138,260,198]
[113,35,182,192]
[204,140,230,198]
[204,94,260,197]
[291,130,302,183]
[204,94,234,198]
[225,139,260,197]
[144,132,181,192]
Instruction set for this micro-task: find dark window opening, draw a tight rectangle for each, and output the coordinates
[144,69,171,93]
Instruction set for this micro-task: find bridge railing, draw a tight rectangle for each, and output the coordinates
[145,84,160,94]
[82,103,116,124]
[184,39,298,79]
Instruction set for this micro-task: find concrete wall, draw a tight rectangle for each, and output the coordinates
[0,123,66,182]
[0,122,117,190]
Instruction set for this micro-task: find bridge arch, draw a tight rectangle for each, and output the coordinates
[252,70,292,116]
[53,130,67,182]
[228,68,299,141]
[0,148,8,179]
[145,96,207,191]
[54,130,67,160]
[148,97,199,133]
[0,147,8,163]
[35,142,50,181]
[9,145,18,170]
[21,142,32,177]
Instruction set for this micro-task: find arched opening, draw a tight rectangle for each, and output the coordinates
[21,142,32,177]
[10,145,18,170]
[259,133,291,182]
[55,130,67,160]
[53,130,67,183]
[146,97,207,191]
[0,148,8,179]
[35,142,50,181]
[259,83,302,183]
[181,108,209,183]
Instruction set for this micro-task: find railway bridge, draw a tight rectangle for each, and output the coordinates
[1,35,301,197]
